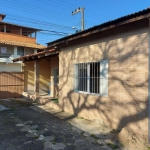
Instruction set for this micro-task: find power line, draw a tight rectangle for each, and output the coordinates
[2,0,102,30]
[47,0,111,19]
[2,0,80,24]
[5,15,73,30]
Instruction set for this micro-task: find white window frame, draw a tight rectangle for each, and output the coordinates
[74,60,108,96]
[54,68,59,84]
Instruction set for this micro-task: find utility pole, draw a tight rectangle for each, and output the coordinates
[72,7,85,31]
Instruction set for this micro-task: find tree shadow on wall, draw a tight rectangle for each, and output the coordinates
[58,31,149,149]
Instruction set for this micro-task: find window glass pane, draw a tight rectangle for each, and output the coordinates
[90,63,93,93]
[54,68,59,84]
[17,47,24,56]
[74,61,101,94]
[79,64,83,91]
[84,64,87,92]
[96,62,100,94]
[75,63,87,92]
[90,62,100,94]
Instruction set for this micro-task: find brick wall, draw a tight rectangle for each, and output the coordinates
[59,20,149,149]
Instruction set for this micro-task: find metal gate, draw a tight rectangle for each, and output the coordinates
[0,72,24,99]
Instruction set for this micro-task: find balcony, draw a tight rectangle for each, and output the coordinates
[0,53,11,58]
[0,32,36,44]
[0,54,22,63]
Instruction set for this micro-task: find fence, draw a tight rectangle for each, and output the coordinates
[0,72,24,99]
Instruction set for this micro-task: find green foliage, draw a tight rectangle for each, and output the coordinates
[107,143,120,150]
[51,99,58,103]
[90,134,99,140]
[110,129,120,133]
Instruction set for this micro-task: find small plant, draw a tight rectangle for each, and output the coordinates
[91,134,99,140]
[52,141,56,145]
[107,143,120,150]
[51,140,56,145]
[131,136,137,143]
[51,99,58,103]
[120,143,124,147]
[110,129,120,133]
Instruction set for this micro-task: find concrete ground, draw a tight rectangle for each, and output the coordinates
[0,98,126,150]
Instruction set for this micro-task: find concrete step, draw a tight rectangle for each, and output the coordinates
[23,92,62,111]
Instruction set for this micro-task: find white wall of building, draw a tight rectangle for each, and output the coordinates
[0,62,21,72]
[0,45,36,72]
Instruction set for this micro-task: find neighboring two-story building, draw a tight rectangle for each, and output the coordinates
[0,14,45,72]
[0,14,45,99]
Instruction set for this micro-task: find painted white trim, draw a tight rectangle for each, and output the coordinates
[20,28,22,35]
[4,25,6,33]
[100,60,108,96]
[87,63,90,93]
[0,62,22,72]
[34,49,37,54]
[74,90,102,96]
[14,46,17,56]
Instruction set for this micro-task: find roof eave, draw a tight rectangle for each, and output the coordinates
[13,48,59,62]
[47,8,150,47]
[0,22,40,31]
[0,40,46,49]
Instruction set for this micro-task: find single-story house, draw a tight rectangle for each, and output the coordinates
[14,7,150,149]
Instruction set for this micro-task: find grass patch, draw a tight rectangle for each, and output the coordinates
[51,99,58,103]
[107,143,120,150]
[50,139,56,145]
[110,129,120,134]
[91,134,99,140]
[52,141,56,145]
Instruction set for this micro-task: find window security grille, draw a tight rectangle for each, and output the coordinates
[74,62,100,94]
[74,60,108,95]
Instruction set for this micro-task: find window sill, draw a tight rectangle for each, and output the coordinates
[74,90,108,97]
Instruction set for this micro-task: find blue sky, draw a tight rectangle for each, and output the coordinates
[0,0,149,45]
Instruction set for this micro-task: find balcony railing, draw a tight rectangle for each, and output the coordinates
[0,53,11,58]
[0,32,36,44]
[0,54,22,63]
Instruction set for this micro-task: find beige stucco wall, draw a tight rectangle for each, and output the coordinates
[59,20,149,148]
[50,56,59,97]
[24,59,51,94]
[24,61,34,92]
[39,59,51,94]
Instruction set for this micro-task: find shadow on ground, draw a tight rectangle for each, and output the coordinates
[0,98,126,150]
